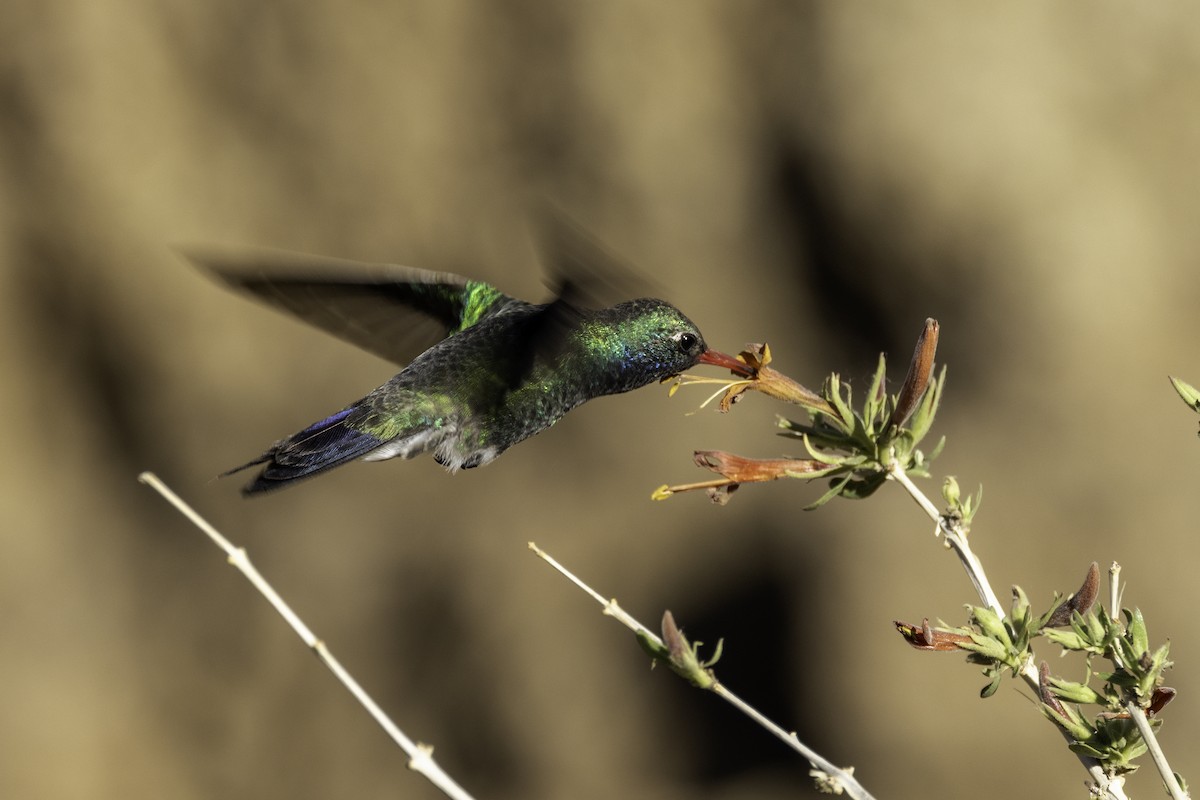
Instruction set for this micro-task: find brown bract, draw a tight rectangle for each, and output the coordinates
[1044,562,1101,628]
[885,319,939,430]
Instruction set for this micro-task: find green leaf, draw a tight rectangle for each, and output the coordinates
[636,629,668,660]
[961,482,982,523]
[1120,738,1149,764]
[1043,627,1089,651]
[887,428,916,457]
[1069,741,1108,759]
[827,373,856,430]
[942,476,961,508]
[908,365,946,445]
[1149,641,1171,673]
[701,638,725,669]
[1087,610,1109,647]
[803,473,854,510]
[1011,586,1031,622]
[1124,608,1149,659]
[1096,715,1137,747]
[972,606,1014,651]
[980,667,1003,698]
[960,631,1009,662]
[863,353,888,430]
[1169,375,1200,412]
[1042,704,1095,740]
[1106,671,1140,690]
[1047,676,1105,705]
[1136,642,1171,700]
[799,434,862,467]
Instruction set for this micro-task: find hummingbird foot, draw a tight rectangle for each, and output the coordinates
[432,448,495,470]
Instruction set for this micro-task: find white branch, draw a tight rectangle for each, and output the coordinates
[138,472,476,800]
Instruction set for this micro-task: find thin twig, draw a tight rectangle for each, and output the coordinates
[138,472,476,800]
[884,462,1132,800]
[529,542,877,800]
[1128,701,1186,800]
[886,462,1004,615]
[1108,562,1123,625]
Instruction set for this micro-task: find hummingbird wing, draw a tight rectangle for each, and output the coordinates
[533,205,667,313]
[185,249,525,366]
[516,207,672,369]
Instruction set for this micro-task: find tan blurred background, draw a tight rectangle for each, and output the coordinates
[4,2,1200,798]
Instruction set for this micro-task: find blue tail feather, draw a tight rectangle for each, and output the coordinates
[227,407,386,494]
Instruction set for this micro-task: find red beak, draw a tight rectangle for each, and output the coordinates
[697,348,755,377]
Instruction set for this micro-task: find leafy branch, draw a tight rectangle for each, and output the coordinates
[655,320,944,506]
[658,319,1187,798]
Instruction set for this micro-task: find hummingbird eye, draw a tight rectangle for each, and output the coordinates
[674,331,699,352]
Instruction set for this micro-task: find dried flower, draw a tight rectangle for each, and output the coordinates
[894,618,974,652]
[668,343,836,418]
[652,450,831,502]
[885,318,939,431]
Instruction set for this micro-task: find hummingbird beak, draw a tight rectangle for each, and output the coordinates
[697,348,755,377]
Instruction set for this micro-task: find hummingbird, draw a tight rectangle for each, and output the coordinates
[190,227,748,494]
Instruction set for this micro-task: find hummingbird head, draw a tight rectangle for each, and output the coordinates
[589,299,720,391]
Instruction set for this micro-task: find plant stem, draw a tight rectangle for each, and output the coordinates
[138,472,476,800]
[1129,706,1187,800]
[885,462,1004,614]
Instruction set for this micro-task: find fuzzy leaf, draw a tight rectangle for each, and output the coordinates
[1043,627,1090,651]
[942,476,961,508]
[863,353,888,430]
[1042,704,1095,740]
[827,374,856,430]
[1169,375,1200,412]
[971,607,1014,651]
[906,364,944,446]
[1047,676,1105,705]
[960,631,1009,662]
[980,669,1004,698]
[1124,608,1149,659]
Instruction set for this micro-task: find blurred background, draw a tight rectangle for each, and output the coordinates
[3,2,1199,798]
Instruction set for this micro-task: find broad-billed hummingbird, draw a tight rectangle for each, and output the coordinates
[191,230,747,494]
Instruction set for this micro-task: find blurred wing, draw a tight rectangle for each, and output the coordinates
[185,248,524,366]
[521,206,669,364]
[532,204,667,312]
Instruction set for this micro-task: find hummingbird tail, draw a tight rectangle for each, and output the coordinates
[228,408,388,494]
